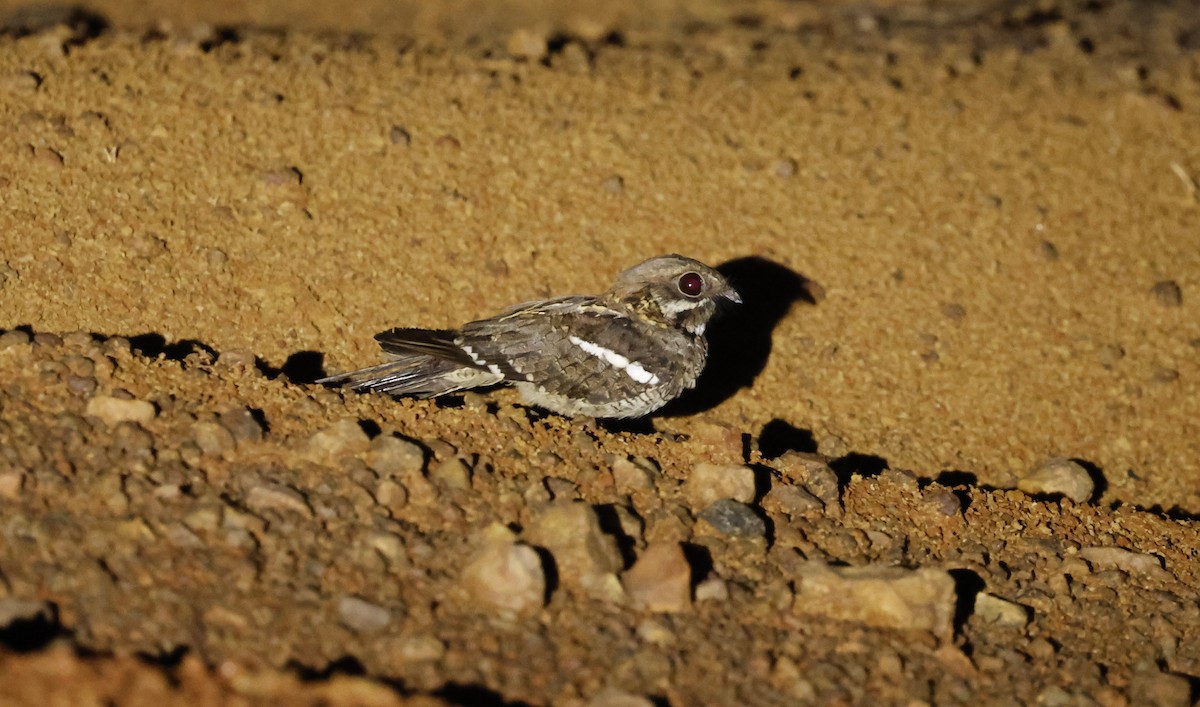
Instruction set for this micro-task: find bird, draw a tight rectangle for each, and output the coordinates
[317,254,741,419]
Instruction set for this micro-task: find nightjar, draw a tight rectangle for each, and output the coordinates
[317,254,740,419]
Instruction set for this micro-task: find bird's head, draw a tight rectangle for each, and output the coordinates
[607,254,741,336]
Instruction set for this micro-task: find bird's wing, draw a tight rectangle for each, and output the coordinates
[459,298,680,404]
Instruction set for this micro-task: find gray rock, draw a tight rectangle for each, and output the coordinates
[698,499,767,538]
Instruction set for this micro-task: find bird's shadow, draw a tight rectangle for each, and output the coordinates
[659,255,816,417]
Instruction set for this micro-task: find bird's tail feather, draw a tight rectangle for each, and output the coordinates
[317,355,471,398]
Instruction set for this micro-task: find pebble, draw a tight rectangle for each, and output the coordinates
[33,332,63,348]
[635,618,675,645]
[389,125,412,146]
[374,480,408,513]
[1096,343,1125,366]
[166,524,204,548]
[216,348,257,368]
[337,596,391,634]
[65,374,97,396]
[430,457,472,490]
[0,598,52,626]
[773,158,798,177]
[792,561,957,638]
[62,353,94,376]
[697,499,767,539]
[0,471,23,499]
[394,635,445,662]
[192,421,236,456]
[183,507,221,533]
[774,451,840,510]
[365,435,425,476]
[0,330,31,348]
[524,503,623,596]
[1152,367,1179,384]
[544,476,578,500]
[367,532,407,567]
[218,406,264,442]
[610,505,644,543]
[622,542,692,612]
[1130,664,1192,707]
[85,395,156,426]
[102,336,131,357]
[462,528,546,614]
[1150,280,1183,307]
[973,592,1031,627]
[507,28,548,60]
[611,456,655,491]
[587,687,656,707]
[923,486,962,516]
[683,463,756,509]
[694,576,729,603]
[205,248,229,269]
[1,70,40,93]
[1017,457,1094,503]
[689,420,745,462]
[1078,547,1173,581]
[304,419,370,462]
[761,485,823,517]
[246,483,312,517]
[941,302,967,321]
[601,175,625,194]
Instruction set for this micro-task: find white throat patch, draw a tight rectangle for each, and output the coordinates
[658,298,704,317]
[567,335,660,386]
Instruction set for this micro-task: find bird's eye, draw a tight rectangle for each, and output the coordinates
[677,272,704,297]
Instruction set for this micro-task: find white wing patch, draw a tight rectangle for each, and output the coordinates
[568,335,660,386]
[461,344,504,376]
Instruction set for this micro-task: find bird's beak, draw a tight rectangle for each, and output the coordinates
[722,287,742,305]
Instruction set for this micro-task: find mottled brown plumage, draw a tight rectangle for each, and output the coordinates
[318,254,740,418]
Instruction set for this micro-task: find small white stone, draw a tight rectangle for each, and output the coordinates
[85,395,156,426]
[337,596,391,633]
[1018,457,1094,503]
[973,593,1030,627]
[246,483,312,517]
[683,463,756,509]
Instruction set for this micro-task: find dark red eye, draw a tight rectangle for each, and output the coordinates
[677,271,704,297]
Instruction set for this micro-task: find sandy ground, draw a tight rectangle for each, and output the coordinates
[1,0,1199,704]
